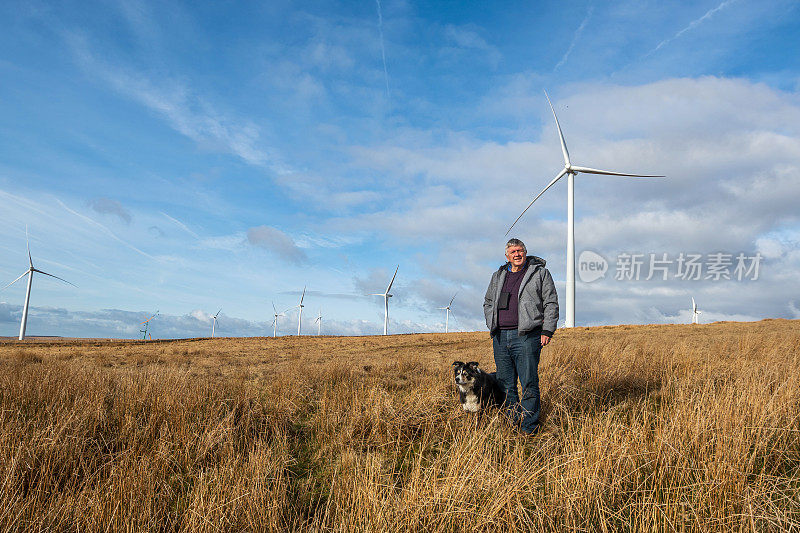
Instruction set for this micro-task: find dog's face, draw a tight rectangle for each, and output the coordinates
[452,361,481,389]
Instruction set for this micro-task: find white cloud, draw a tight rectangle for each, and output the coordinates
[65,32,289,174]
[247,226,308,264]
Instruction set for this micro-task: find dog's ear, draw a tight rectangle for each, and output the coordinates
[452,361,463,367]
[467,361,480,371]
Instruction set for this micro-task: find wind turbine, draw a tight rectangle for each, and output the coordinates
[211,308,222,338]
[371,266,398,335]
[314,308,322,336]
[507,91,664,328]
[140,311,158,340]
[271,302,286,338]
[438,293,457,333]
[691,297,701,324]
[1,227,76,340]
[294,286,306,335]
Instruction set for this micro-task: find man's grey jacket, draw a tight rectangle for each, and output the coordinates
[483,255,559,338]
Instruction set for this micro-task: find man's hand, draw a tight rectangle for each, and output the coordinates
[540,335,551,347]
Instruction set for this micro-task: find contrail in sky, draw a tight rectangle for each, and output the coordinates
[376,0,390,98]
[649,0,736,55]
[555,6,593,70]
[161,211,200,239]
[56,198,157,260]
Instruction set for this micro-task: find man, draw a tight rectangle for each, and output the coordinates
[484,238,559,434]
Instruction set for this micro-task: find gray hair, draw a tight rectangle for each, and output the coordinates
[505,238,527,255]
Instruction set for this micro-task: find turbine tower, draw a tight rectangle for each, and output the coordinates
[295,286,306,335]
[1,228,76,340]
[507,91,664,328]
[211,308,222,338]
[372,266,398,335]
[271,302,285,337]
[314,308,322,336]
[691,297,701,324]
[438,293,457,333]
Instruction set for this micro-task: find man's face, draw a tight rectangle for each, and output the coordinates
[505,245,526,267]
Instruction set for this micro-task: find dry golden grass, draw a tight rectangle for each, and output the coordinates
[1,320,799,531]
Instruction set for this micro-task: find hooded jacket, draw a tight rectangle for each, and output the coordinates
[483,255,559,337]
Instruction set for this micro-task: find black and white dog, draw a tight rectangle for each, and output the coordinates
[452,361,506,412]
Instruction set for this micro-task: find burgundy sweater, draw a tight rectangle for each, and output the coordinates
[498,263,528,329]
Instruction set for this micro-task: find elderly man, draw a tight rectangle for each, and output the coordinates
[484,238,559,434]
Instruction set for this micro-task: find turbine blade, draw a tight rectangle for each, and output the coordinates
[545,90,570,166]
[32,269,77,287]
[1,271,29,291]
[300,286,306,305]
[570,165,664,177]
[449,292,457,307]
[386,265,399,293]
[25,225,34,268]
[215,308,222,317]
[506,168,568,236]
[140,311,158,325]
[449,310,461,331]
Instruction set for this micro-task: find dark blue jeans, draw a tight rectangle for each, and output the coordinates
[493,329,541,434]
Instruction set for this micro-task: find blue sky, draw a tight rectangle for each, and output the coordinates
[1,0,799,338]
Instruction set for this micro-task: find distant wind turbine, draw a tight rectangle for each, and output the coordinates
[506,90,664,328]
[211,308,222,338]
[271,302,286,338]
[438,293,457,333]
[372,266,398,335]
[691,297,701,324]
[1,227,76,340]
[314,308,322,336]
[140,311,158,340]
[294,286,306,335]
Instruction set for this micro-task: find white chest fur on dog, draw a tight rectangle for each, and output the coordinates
[457,384,481,412]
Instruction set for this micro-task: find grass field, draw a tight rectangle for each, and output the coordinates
[1,320,799,531]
